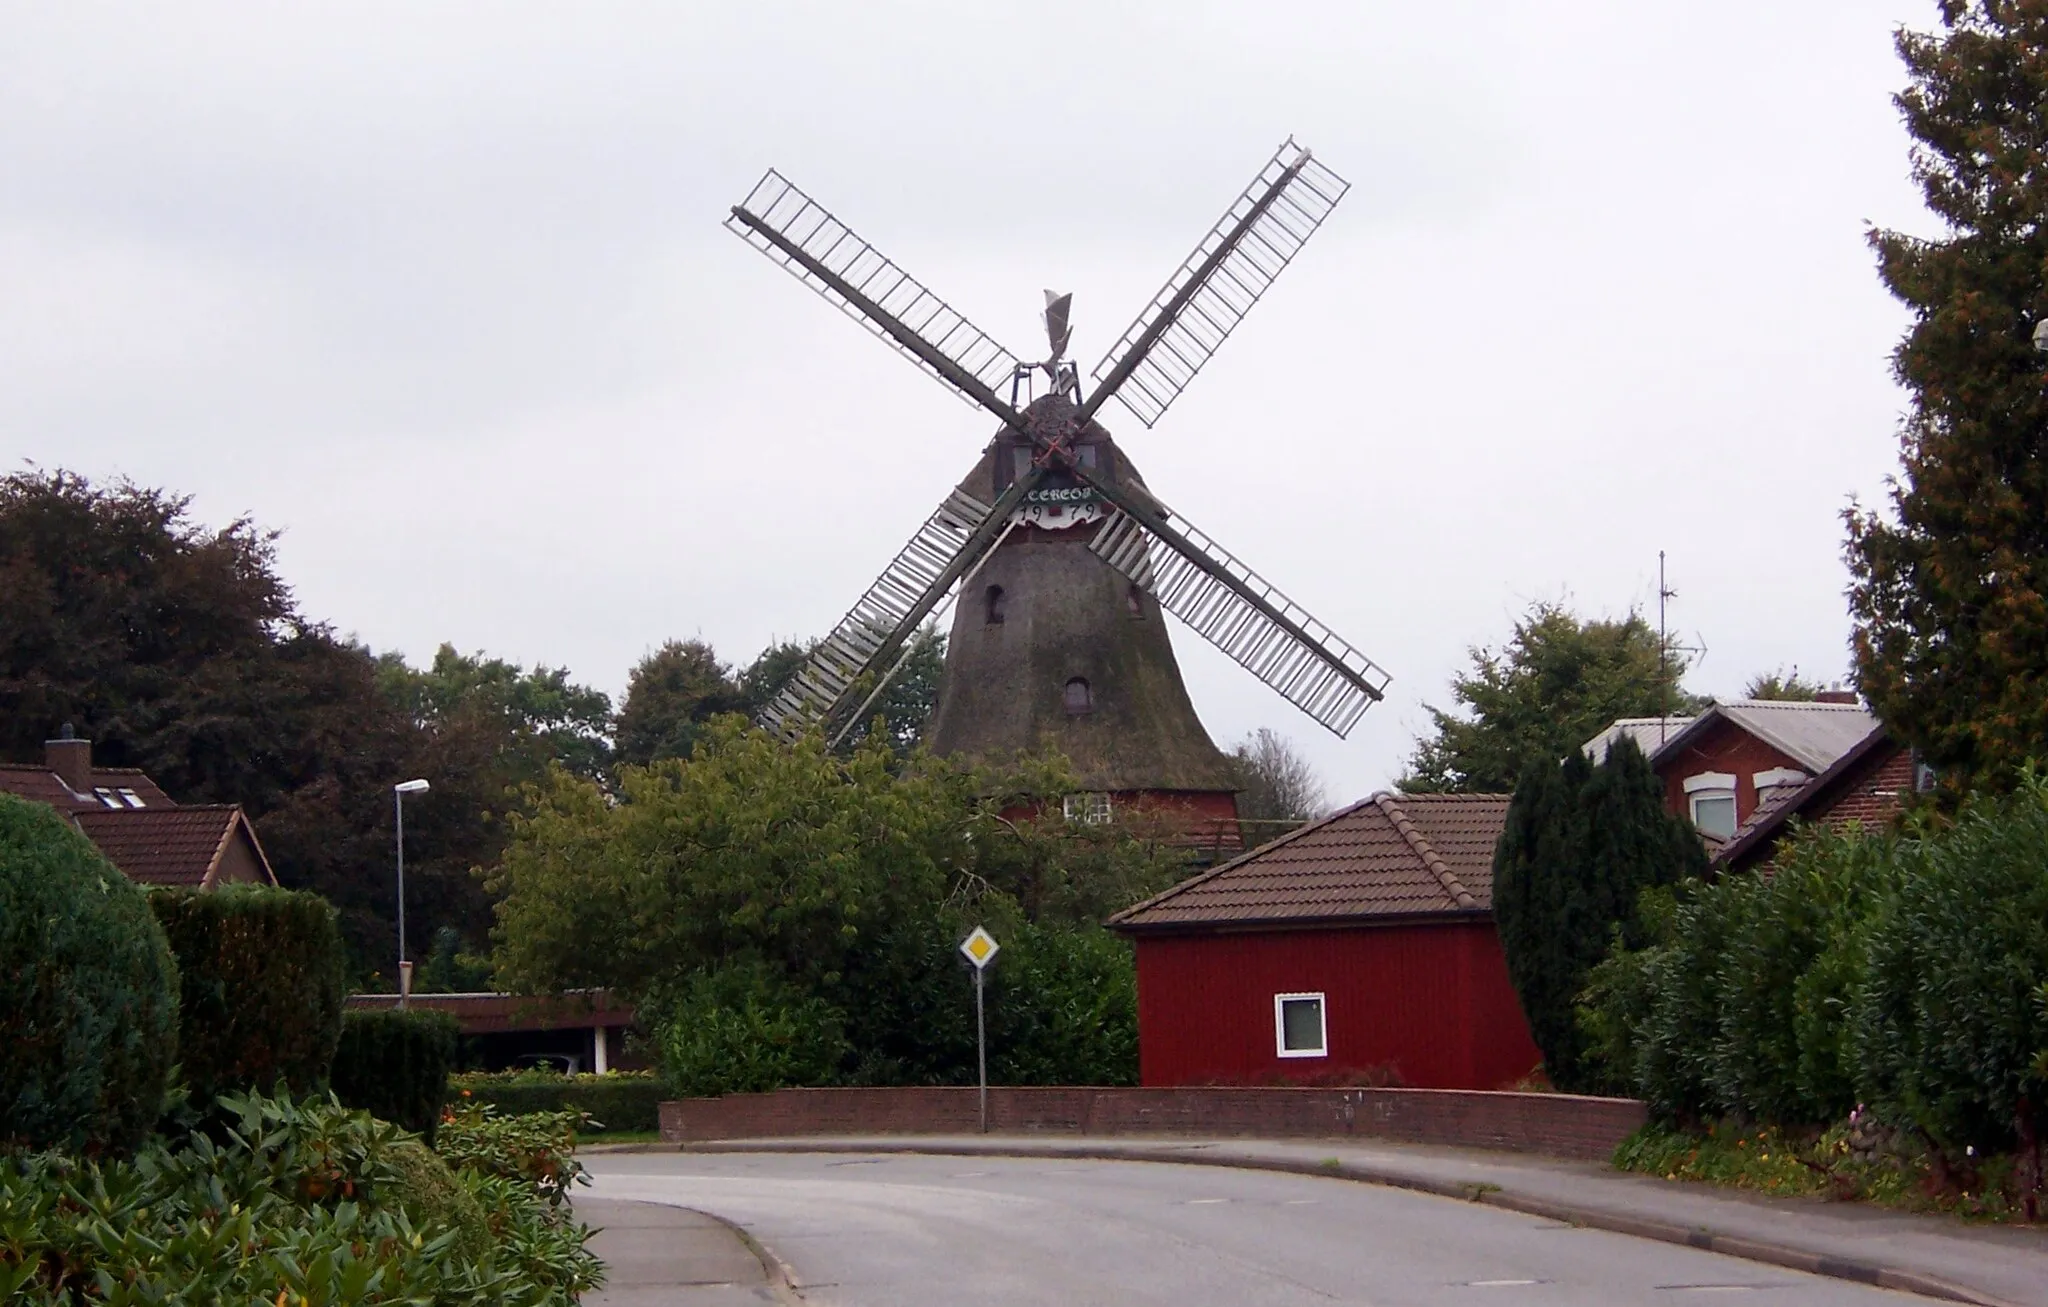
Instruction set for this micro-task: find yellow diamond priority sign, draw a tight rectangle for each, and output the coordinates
[959,926,1000,970]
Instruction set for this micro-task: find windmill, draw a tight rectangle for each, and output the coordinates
[727,139,1390,828]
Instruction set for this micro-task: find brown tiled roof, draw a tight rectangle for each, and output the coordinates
[0,764,176,813]
[1108,791,1511,932]
[70,805,256,888]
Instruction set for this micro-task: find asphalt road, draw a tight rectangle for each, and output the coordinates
[584,1152,1922,1306]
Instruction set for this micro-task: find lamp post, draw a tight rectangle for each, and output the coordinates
[394,778,430,1007]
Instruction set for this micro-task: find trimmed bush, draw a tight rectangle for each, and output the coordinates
[0,793,180,1155]
[331,1008,459,1140]
[654,961,849,1097]
[385,1136,491,1263]
[1584,777,2048,1166]
[148,885,346,1105]
[1852,786,2048,1156]
[450,1069,663,1133]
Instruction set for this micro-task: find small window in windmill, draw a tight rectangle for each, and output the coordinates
[985,585,1005,625]
[1076,443,1098,468]
[1012,447,1033,481]
[1064,677,1092,714]
[1126,584,1144,618]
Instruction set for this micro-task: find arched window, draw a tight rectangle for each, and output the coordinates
[1063,677,1092,714]
[985,585,1005,625]
[1126,584,1145,618]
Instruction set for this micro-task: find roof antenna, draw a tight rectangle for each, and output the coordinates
[1655,551,1707,749]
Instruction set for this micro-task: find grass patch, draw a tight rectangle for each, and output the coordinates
[1613,1119,2036,1221]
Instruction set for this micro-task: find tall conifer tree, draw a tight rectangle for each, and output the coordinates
[1847,3,2048,788]
[1493,739,1705,1090]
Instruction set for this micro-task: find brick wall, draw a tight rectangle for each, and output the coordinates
[1817,744,1911,830]
[1659,717,1805,827]
[657,1086,1646,1162]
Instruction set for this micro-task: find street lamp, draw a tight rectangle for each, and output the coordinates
[394,778,430,1006]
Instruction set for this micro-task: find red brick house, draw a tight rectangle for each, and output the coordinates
[1710,725,1919,875]
[0,732,275,889]
[1107,792,1541,1091]
[1586,698,1876,844]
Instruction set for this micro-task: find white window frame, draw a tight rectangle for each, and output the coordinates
[1683,771,1738,835]
[1274,992,1328,1059]
[1062,792,1113,825]
[1751,767,1808,792]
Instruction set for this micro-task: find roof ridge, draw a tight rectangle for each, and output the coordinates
[1372,791,1477,910]
[1106,793,1381,926]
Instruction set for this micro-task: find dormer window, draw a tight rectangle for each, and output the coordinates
[1063,677,1092,714]
[985,585,1006,625]
[1683,771,1738,839]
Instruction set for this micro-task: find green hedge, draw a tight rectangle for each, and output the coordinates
[448,1069,663,1134]
[0,793,180,1155]
[1582,778,2048,1160]
[331,1008,459,1140]
[148,886,346,1106]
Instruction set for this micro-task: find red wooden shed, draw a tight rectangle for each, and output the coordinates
[1107,792,1541,1091]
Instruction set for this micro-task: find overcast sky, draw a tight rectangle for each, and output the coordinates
[2,2,1934,801]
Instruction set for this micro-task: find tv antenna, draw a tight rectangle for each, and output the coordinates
[1656,550,1708,748]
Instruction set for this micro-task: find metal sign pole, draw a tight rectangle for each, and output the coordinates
[975,965,987,1134]
[958,926,1000,1136]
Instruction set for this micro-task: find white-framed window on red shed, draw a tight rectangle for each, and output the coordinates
[1274,992,1327,1058]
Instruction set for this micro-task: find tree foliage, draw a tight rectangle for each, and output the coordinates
[1403,602,1700,793]
[487,720,1187,1089]
[1744,667,1828,701]
[0,469,612,977]
[1846,2,2048,793]
[615,627,945,768]
[1229,728,1327,846]
[1492,738,1707,1091]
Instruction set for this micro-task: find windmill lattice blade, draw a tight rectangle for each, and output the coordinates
[758,487,996,741]
[1089,508,1389,737]
[728,170,1024,412]
[1088,140,1349,429]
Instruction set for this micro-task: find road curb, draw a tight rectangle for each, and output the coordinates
[621,1138,2018,1307]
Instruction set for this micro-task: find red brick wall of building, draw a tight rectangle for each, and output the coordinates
[1659,717,1806,826]
[656,1085,1646,1161]
[1816,746,1913,831]
[1131,922,1542,1091]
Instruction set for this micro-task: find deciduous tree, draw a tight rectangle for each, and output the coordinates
[1229,728,1327,846]
[1403,603,1699,794]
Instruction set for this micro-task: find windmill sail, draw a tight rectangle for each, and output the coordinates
[758,480,1035,743]
[1088,503,1389,738]
[1085,140,1349,429]
[728,170,1025,419]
